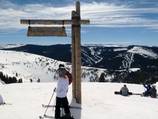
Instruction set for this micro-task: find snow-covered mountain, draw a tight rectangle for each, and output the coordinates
[5,44,158,69]
[0,44,24,49]
[0,82,158,119]
[0,50,62,83]
[0,50,106,83]
[4,44,158,84]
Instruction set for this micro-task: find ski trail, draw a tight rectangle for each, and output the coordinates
[121,53,134,70]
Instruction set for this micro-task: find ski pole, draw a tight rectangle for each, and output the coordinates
[43,87,56,117]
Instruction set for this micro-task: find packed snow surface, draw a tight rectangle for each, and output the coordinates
[0,83,158,119]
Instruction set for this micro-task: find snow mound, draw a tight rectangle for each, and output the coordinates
[0,83,158,119]
[128,46,158,59]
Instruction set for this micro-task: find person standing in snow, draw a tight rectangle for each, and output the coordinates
[120,85,129,96]
[149,85,157,98]
[55,64,72,119]
[0,94,5,105]
[143,84,151,96]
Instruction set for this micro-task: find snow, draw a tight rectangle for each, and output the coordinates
[0,50,66,82]
[81,48,103,65]
[82,66,107,82]
[113,48,128,52]
[0,44,24,49]
[121,53,134,70]
[0,82,158,119]
[128,46,158,59]
[129,68,140,72]
[0,50,108,83]
[84,44,128,47]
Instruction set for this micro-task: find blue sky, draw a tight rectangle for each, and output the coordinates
[0,0,158,46]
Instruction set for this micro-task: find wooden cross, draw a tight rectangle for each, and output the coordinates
[20,1,90,104]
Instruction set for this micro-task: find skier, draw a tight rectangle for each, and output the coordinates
[149,85,157,98]
[120,85,129,96]
[55,64,72,119]
[143,84,151,96]
[37,78,40,83]
[0,94,5,105]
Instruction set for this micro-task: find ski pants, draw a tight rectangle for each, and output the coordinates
[55,97,70,118]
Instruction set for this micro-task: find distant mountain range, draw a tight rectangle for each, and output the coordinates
[1,44,158,84]
[3,44,158,69]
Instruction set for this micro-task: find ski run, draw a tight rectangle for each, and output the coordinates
[0,82,158,119]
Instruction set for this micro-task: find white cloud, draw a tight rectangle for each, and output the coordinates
[0,1,158,32]
[0,3,74,31]
[81,2,158,29]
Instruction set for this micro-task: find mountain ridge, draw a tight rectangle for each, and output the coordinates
[1,44,158,84]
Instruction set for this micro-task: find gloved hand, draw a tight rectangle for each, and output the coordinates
[53,87,56,92]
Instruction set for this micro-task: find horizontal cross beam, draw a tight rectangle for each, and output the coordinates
[20,19,90,25]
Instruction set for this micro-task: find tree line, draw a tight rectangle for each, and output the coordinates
[0,72,22,84]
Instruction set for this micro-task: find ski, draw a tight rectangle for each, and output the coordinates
[39,115,55,119]
[39,115,75,119]
[114,91,158,97]
[39,115,44,119]
[42,104,81,109]
[114,91,133,95]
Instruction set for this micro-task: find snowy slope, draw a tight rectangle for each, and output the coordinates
[0,50,65,82]
[81,47,103,66]
[128,46,158,59]
[0,50,107,83]
[0,44,24,49]
[0,83,158,119]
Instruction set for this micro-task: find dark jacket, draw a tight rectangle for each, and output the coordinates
[120,86,129,96]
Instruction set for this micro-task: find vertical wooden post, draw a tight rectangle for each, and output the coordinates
[72,11,76,100]
[72,1,81,104]
[75,1,81,104]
